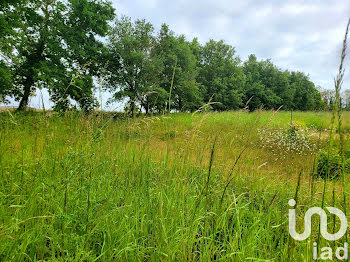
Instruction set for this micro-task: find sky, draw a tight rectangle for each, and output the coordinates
[3,0,350,110]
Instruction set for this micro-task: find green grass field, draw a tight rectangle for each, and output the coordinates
[0,110,349,261]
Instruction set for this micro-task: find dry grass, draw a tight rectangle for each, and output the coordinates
[0,110,349,261]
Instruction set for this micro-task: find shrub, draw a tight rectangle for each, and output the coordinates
[316,149,350,180]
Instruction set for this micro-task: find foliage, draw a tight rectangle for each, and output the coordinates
[0,0,22,102]
[316,149,350,180]
[0,62,13,102]
[0,111,348,260]
[154,25,202,112]
[242,55,324,111]
[0,3,328,113]
[107,16,162,115]
[258,125,318,161]
[197,40,244,110]
[343,89,350,109]
[0,0,115,111]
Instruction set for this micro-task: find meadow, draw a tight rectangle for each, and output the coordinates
[0,110,349,261]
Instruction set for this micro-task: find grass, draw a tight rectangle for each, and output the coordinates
[0,110,349,261]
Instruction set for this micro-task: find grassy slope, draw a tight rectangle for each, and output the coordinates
[0,110,349,261]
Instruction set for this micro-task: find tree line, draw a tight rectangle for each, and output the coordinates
[319,88,350,110]
[0,0,327,113]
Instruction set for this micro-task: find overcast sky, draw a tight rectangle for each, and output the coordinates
[3,0,350,109]
[114,0,350,87]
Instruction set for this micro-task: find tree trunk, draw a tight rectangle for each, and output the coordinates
[143,100,149,115]
[130,101,135,117]
[17,77,34,111]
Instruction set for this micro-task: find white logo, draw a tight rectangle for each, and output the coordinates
[288,199,347,241]
[288,199,349,260]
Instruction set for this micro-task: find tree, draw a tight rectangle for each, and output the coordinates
[343,90,350,109]
[0,61,13,103]
[289,71,324,111]
[197,40,245,110]
[242,55,282,110]
[319,88,334,110]
[1,0,115,111]
[272,70,295,110]
[242,55,324,111]
[154,24,202,112]
[0,0,22,103]
[107,16,162,115]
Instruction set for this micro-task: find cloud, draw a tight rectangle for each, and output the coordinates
[113,0,350,90]
[4,0,350,108]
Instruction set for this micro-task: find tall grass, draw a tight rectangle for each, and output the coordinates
[0,109,349,261]
[334,18,350,245]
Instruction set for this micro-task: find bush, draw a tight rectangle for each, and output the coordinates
[316,149,350,180]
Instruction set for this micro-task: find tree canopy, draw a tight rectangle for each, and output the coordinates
[198,40,245,110]
[0,0,115,111]
[0,6,326,112]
